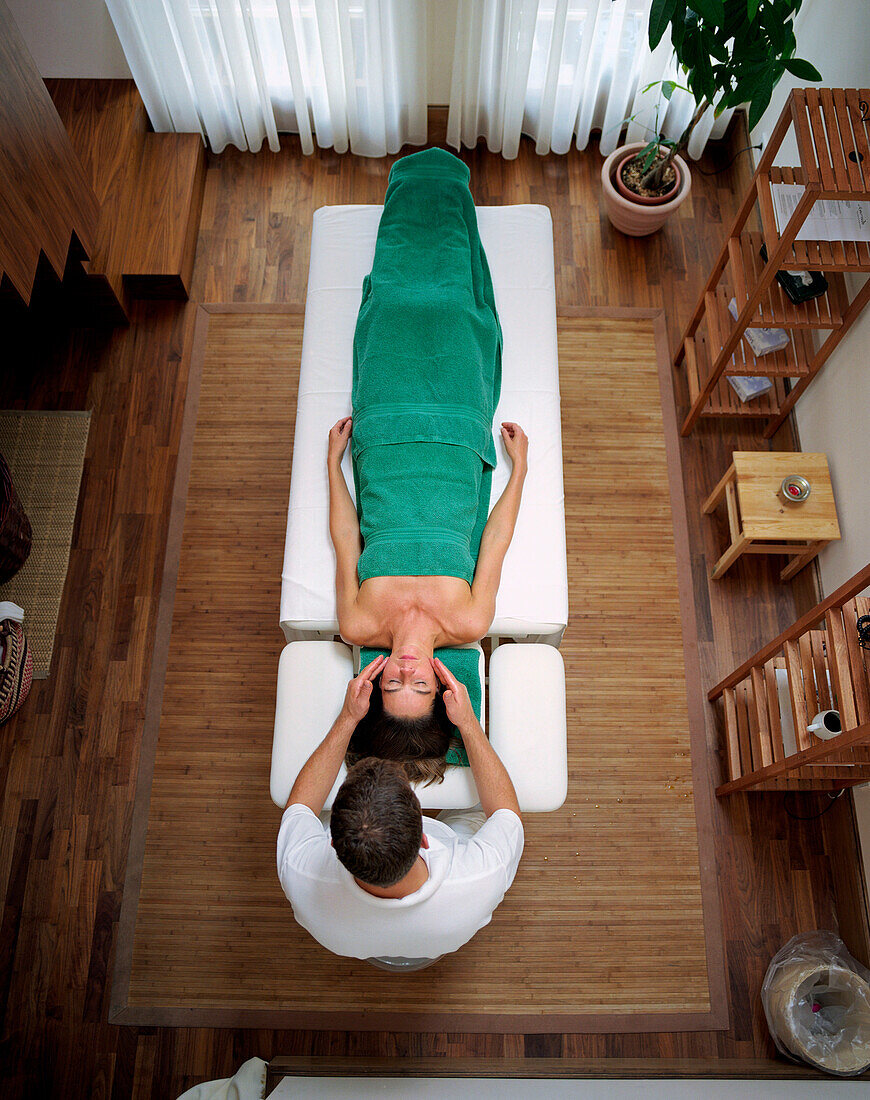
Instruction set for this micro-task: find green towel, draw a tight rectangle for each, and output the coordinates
[352,147,503,585]
[360,646,481,767]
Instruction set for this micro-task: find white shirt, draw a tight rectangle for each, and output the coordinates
[277,804,524,959]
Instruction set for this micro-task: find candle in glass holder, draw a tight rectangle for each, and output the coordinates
[778,475,811,504]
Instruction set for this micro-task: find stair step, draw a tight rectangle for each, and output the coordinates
[122,132,207,300]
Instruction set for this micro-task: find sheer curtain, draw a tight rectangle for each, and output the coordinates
[104,0,428,156]
[447,0,733,160]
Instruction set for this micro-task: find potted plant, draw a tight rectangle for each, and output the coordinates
[602,0,822,236]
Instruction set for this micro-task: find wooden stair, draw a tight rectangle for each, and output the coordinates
[0,2,99,311]
[47,79,207,324]
[710,565,870,795]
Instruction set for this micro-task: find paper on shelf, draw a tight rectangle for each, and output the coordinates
[728,297,789,356]
[771,183,870,243]
[727,375,773,402]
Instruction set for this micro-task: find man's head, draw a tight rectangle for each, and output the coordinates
[331,758,423,887]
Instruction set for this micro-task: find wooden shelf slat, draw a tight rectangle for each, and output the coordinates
[827,609,860,731]
[714,568,870,794]
[751,667,774,767]
[763,658,786,762]
[737,229,849,328]
[844,597,870,725]
[690,330,787,418]
[735,682,754,774]
[708,289,814,377]
[791,88,820,187]
[784,639,811,751]
[723,688,742,781]
[845,89,870,189]
[678,88,870,431]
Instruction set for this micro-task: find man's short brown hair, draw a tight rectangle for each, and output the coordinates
[331,759,423,887]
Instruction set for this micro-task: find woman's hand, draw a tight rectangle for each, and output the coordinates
[500,422,528,474]
[341,654,386,723]
[431,657,477,731]
[328,416,353,468]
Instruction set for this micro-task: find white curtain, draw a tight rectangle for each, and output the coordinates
[447,0,733,160]
[103,0,428,156]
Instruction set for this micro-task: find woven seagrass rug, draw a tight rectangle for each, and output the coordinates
[0,410,90,678]
[112,306,725,1032]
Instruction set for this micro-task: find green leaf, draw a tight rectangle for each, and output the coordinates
[688,0,724,24]
[763,6,786,54]
[783,57,823,82]
[696,46,716,102]
[747,0,761,20]
[747,71,775,130]
[727,61,773,110]
[661,80,677,100]
[702,26,729,63]
[649,0,680,49]
[723,0,749,38]
[640,143,661,173]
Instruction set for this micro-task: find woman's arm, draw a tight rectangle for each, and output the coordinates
[327,417,363,631]
[467,423,528,636]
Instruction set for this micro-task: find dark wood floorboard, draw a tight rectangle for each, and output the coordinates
[0,88,865,1096]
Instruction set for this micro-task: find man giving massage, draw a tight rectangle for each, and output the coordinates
[327,146,528,784]
[276,654,523,961]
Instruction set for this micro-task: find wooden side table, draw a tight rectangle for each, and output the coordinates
[702,451,840,581]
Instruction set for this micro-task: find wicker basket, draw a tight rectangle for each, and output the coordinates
[0,453,32,586]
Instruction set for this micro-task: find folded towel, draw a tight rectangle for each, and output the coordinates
[360,646,481,767]
[352,147,502,585]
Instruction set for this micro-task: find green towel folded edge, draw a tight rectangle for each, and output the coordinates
[359,646,481,767]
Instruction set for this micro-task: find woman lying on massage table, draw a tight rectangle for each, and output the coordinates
[325,146,527,785]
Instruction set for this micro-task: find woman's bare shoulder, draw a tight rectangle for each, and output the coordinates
[338,600,387,647]
[442,601,491,646]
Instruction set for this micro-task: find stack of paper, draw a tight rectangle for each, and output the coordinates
[771,183,870,242]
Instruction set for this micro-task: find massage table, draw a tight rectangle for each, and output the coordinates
[271,203,569,812]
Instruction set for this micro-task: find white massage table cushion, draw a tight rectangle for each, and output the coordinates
[270,641,568,812]
[280,204,569,642]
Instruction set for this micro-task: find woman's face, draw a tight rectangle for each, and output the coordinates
[380,650,439,719]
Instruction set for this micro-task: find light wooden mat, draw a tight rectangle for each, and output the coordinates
[113,307,725,1032]
[0,410,90,678]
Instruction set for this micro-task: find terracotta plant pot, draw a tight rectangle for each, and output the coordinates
[601,142,691,236]
[614,152,681,205]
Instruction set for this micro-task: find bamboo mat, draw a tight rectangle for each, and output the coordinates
[114,308,724,1032]
[0,410,90,677]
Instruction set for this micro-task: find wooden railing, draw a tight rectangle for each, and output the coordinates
[709,563,870,795]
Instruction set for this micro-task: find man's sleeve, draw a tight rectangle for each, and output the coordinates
[276,803,330,885]
[465,808,525,889]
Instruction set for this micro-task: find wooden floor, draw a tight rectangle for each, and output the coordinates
[0,88,866,1095]
[114,310,720,1032]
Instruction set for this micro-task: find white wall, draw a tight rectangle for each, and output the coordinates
[427,0,457,105]
[7,0,131,79]
[751,0,869,163]
[749,0,870,886]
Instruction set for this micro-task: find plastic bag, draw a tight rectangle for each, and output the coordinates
[762,931,870,1077]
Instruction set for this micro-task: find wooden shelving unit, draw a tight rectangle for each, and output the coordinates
[709,563,870,795]
[676,87,870,438]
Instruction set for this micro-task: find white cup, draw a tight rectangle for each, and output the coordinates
[807,710,842,740]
